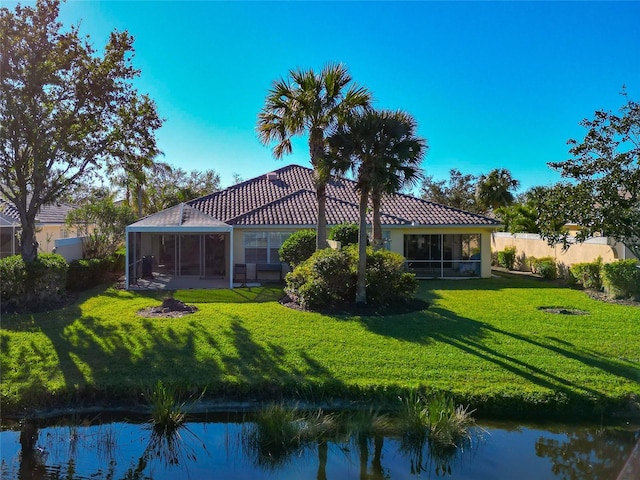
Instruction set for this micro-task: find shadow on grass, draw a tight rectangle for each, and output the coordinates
[356,280,639,411]
[1,287,342,414]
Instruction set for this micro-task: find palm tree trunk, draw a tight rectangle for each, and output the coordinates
[371,191,383,250]
[310,130,329,250]
[358,433,369,480]
[356,188,368,304]
[316,182,328,250]
[136,183,144,218]
[372,436,384,476]
[316,440,328,480]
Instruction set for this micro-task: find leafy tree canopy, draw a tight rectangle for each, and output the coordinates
[542,91,640,258]
[257,63,371,250]
[475,168,520,212]
[496,186,567,235]
[66,195,136,258]
[143,162,221,215]
[421,168,481,213]
[0,0,162,261]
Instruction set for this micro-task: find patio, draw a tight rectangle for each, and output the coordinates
[128,272,261,290]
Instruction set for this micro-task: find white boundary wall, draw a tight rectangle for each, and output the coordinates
[54,236,86,262]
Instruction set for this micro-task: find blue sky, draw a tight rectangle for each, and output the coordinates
[13,1,640,192]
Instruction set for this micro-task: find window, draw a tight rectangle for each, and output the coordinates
[382,230,391,250]
[244,231,293,264]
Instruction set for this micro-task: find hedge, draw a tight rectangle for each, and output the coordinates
[602,259,640,300]
[0,253,68,313]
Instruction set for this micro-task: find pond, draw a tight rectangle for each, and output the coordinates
[1,412,639,479]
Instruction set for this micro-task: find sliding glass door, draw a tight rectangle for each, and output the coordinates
[404,234,481,277]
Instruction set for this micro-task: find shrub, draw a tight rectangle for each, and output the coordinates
[329,223,360,247]
[285,248,353,310]
[279,229,316,268]
[0,253,68,312]
[569,257,602,290]
[0,255,27,309]
[67,258,108,291]
[285,245,417,310]
[602,259,640,300]
[344,245,417,306]
[497,246,517,270]
[530,256,557,279]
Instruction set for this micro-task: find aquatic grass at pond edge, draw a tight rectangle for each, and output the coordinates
[1,275,639,420]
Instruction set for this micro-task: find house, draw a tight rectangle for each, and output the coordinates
[0,198,78,258]
[125,164,501,289]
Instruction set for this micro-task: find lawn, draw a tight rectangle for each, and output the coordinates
[1,273,639,420]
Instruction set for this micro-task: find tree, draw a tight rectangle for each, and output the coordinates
[144,161,221,215]
[497,186,567,236]
[66,195,136,258]
[368,112,425,249]
[475,168,520,212]
[495,202,539,234]
[257,63,371,251]
[0,0,162,262]
[107,93,163,217]
[421,169,481,212]
[543,91,640,258]
[326,109,425,303]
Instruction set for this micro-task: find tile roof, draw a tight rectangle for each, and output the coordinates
[188,164,500,227]
[0,198,75,225]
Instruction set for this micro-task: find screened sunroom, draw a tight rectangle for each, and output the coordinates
[404,233,482,278]
[125,204,234,289]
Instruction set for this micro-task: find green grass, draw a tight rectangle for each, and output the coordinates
[1,275,639,420]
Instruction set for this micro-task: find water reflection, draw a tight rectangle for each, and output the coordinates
[535,427,640,480]
[1,415,638,479]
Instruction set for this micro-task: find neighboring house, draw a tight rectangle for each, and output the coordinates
[0,198,78,258]
[125,164,501,289]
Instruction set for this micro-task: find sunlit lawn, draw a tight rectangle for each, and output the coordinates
[1,273,639,419]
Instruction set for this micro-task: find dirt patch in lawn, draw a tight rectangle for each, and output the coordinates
[137,298,198,318]
[538,306,589,315]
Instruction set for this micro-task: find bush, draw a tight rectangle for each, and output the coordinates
[0,253,68,312]
[529,256,557,279]
[569,258,602,290]
[602,259,640,300]
[329,223,360,247]
[285,248,353,310]
[497,246,517,270]
[66,250,126,292]
[344,245,417,306]
[279,230,317,268]
[285,246,417,310]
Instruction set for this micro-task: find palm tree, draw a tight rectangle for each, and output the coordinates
[368,112,425,249]
[257,63,371,250]
[476,168,520,212]
[327,109,426,303]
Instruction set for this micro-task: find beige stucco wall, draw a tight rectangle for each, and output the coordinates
[37,224,95,254]
[36,224,70,253]
[491,232,634,271]
[231,225,497,279]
